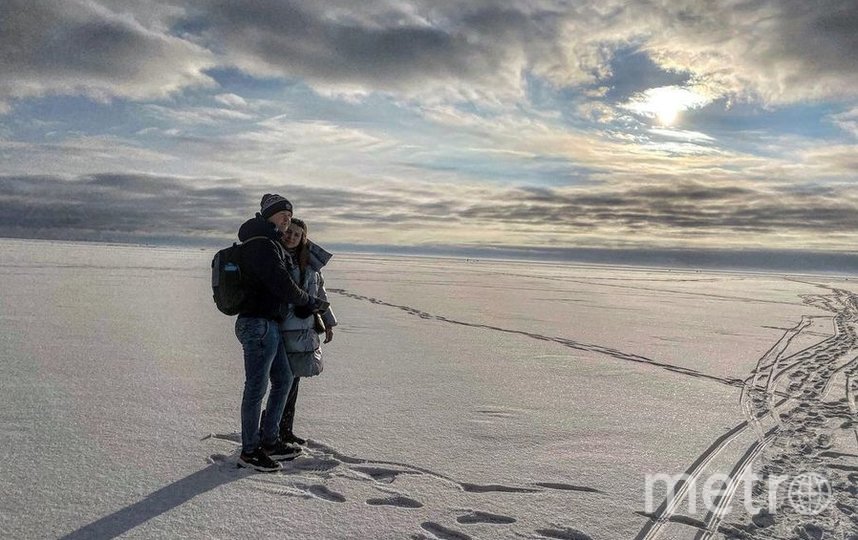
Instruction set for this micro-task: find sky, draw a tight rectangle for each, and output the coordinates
[1,0,857,257]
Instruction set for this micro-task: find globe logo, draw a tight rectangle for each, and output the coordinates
[787,473,832,515]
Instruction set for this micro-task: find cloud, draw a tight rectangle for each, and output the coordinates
[0,173,249,241]
[3,172,858,251]
[142,104,256,125]
[3,0,856,113]
[637,0,858,104]
[648,128,716,143]
[799,145,858,175]
[214,93,249,108]
[177,0,858,107]
[0,135,177,176]
[0,0,215,109]
[832,107,858,138]
[191,0,539,102]
[2,0,856,263]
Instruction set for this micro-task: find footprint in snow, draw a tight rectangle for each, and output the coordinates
[204,433,241,444]
[420,521,472,540]
[535,527,593,540]
[460,482,540,493]
[533,482,602,493]
[351,465,416,483]
[365,495,423,508]
[289,483,346,503]
[456,511,516,525]
[208,453,230,464]
[285,456,341,474]
[307,484,346,503]
[474,407,518,419]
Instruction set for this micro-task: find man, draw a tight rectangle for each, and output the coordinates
[233,193,323,471]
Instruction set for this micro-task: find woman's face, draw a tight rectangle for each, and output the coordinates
[283,223,304,249]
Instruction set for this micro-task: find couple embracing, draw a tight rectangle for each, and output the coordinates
[232,193,337,472]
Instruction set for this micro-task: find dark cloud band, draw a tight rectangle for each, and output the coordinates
[2,173,858,247]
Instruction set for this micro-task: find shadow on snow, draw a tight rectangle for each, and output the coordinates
[60,464,237,539]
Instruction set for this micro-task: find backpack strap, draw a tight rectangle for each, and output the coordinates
[241,235,271,245]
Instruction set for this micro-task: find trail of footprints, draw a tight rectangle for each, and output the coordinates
[637,286,858,539]
[329,288,745,390]
[206,433,595,539]
[721,287,858,539]
[206,282,858,538]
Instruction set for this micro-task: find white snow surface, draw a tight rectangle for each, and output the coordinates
[1,238,857,539]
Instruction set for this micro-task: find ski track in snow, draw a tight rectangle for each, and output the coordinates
[328,282,858,539]
[632,285,858,539]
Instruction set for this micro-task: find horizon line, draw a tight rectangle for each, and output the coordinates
[2,234,857,277]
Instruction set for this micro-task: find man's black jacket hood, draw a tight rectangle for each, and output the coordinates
[238,213,281,243]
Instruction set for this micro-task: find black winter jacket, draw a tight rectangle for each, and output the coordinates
[236,214,309,321]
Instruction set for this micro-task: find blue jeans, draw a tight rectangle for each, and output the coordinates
[235,317,294,454]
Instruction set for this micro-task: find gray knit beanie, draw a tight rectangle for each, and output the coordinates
[260,193,293,219]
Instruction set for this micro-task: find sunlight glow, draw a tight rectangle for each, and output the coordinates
[624,86,712,126]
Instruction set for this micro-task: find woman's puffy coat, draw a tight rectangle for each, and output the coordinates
[279,250,337,377]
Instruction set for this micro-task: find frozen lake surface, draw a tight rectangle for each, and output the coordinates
[1,238,856,539]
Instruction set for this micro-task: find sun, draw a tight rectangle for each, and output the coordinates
[651,98,680,126]
[624,86,710,127]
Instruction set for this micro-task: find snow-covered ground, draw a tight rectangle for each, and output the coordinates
[1,238,856,539]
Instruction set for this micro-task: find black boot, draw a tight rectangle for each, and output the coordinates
[282,431,306,446]
[280,378,306,445]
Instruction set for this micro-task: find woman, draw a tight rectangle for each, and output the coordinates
[277,217,337,446]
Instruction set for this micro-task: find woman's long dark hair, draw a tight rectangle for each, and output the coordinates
[288,217,310,275]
